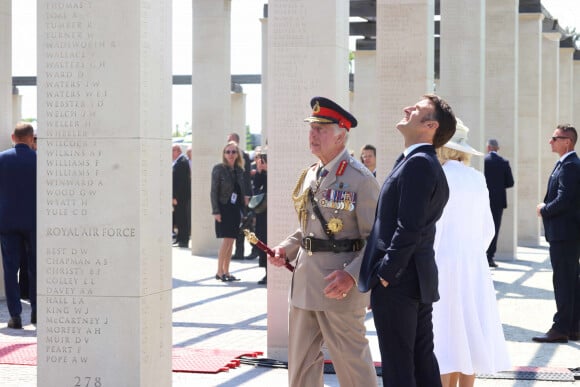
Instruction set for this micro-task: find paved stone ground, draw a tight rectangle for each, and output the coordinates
[0,241,578,386]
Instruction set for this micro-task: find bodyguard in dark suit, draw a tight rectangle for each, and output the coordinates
[484,139,514,267]
[359,95,457,387]
[172,144,191,248]
[534,124,580,343]
[0,123,37,329]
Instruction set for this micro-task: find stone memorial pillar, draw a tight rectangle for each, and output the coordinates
[350,49,378,161]
[541,32,561,194]
[376,0,434,182]
[0,0,11,151]
[266,0,350,361]
[485,0,518,259]
[558,40,575,124]
[574,52,580,128]
[517,13,543,246]
[37,1,172,386]
[0,0,10,301]
[12,88,22,129]
[231,91,246,145]
[260,8,268,144]
[190,0,231,255]
[438,0,485,170]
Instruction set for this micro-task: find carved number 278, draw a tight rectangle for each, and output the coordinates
[74,376,102,387]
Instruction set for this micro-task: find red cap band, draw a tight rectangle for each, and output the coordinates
[315,107,352,130]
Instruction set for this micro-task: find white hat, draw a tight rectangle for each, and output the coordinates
[443,118,483,156]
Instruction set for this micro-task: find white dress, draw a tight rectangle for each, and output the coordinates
[433,160,511,375]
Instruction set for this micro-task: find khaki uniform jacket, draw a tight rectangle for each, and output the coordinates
[280,149,380,312]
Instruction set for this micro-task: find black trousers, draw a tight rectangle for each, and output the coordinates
[486,206,504,260]
[371,285,442,387]
[173,201,190,245]
[548,240,580,334]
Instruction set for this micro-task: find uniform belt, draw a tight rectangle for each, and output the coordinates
[301,237,365,254]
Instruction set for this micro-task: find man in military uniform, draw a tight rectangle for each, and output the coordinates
[270,97,379,387]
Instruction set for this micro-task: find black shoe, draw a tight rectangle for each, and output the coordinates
[31,310,37,325]
[8,316,22,329]
[178,243,188,248]
[215,274,222,280]
[257,276,267,285]
[225,274,241,281]
[488,259,498,268]
[231,255,245,260]
[244,254,259,260]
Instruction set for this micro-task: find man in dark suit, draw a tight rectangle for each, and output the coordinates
[359,95,457,387]
[0,123,37,329]
[172,144,191,248]
[484,139,514,267]
[534,124,580,343]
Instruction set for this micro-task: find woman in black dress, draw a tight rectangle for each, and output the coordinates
[210,141,248,281]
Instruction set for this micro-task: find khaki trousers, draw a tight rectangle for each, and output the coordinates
[288,305,376,387]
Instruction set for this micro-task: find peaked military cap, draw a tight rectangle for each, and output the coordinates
[304,96,358,130]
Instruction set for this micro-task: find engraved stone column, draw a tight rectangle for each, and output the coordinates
[558,40,575,124]
[267,0,350,361]
[517,13,543,246]
[350,49,378,160]
[0,0,11,152]
[485,0,518,259]
[260,8,268,144]
[574,52,580,128]
[12,88,22,128]
[376,0,434,182]
[438,0,485,171]
[0,0,8,298]
[190,0,231,255]
[541,32,561,195]
[231,91,246,143]
[37,1,172,386]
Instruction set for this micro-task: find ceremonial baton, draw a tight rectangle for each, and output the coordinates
[243,229,294,272]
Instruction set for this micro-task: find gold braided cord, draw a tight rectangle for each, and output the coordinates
[291,167,310,230]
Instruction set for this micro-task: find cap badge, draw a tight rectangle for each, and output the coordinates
[313,101,321,113]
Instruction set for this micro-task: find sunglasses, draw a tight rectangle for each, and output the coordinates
[551,136,570,141]
[224,150,238,155]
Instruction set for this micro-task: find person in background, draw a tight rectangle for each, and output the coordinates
[534,124,580,343]
[172,144,191,248]
[227,132,253,260]
[211,141,248,282]
[433,119,511,387]
[359,94,457,387]
[483,138,514,268]
[20,129,37,300]
[360,144,377,177]
[186,145,192,170]
[269,96,379,387]
[253,148,268,284]
[0,123,37,329]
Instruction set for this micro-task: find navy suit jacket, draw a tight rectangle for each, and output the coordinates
[359,145,449,303]
[0,144,37,232]
[172,154,191,204]
[484,152,514,209]
[540,152,580,242]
